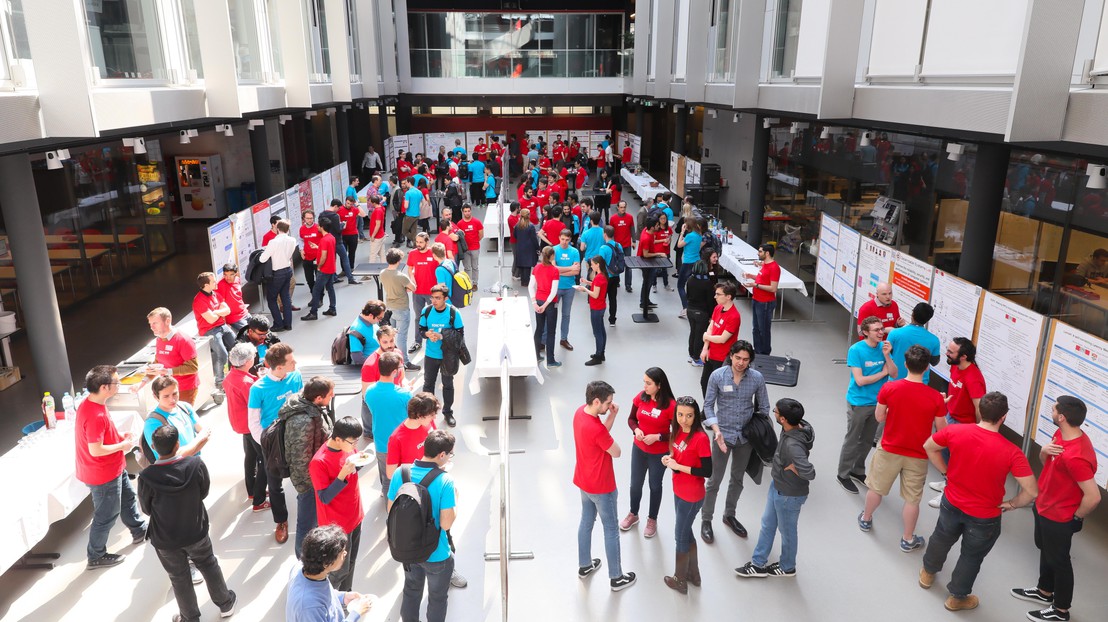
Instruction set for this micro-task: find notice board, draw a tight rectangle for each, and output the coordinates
[208,219,235,275]
[892,250,935,316]
[230,208,255,271]
[833,224,861,312]
[927,270,983,381]
[853,238,894,318]
[974,291,1046,435]
[250,200,272,248]
[816,213,840,297]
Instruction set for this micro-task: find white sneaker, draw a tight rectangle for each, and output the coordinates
[928,480,947,493]
[190,563,204,585]
[652,285,658,294]
[665,285,675,292]
[678,309,687,319]
[450,569,468,588]
[928,493,943,509]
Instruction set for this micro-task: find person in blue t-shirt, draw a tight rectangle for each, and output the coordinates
[676,217,704,314]
[484,174,497,203]
[286,525,374,622]
[431,243,455,297]
[363,351,413,488]
[837,316,895,494]
[418,285,464,427]
[143,375,210,460]
[885,302,942,383]
[553,230,582,348]
[387,430,457,622]
[451,140,466,157]
[402,179,423,247]
[468,159,487,206]
[348,300,385,366]
[246,342,301,542]
[579,212,605,269]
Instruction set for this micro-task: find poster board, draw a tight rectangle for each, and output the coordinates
[526,130,548,148]
[339,161,350,187]
[927,270,983,381]
[406,134,425,157]
[974,291,1046,435]
[310,176,325,215]
[590,130,609,152]
[330,166,343,201]
[853,238,895,318]
[208,219,235,275]
[250,200,272,247]
[891,250,934,316]
[285,185,302,240]
[669,152,680,192]
[631,134,642,164]
[833,223,861,311]
[298,180,313,216]
[230,208,255,271]
[816,213,840,297]
[1034,321,1108,487]
[320,173,334,211]
[547,130,568,145]
[465,131,489,154]
[268,193,287,220]
[383,136,394,170]
[685,158,700,186]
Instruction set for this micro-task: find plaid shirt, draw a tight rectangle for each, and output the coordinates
[704,365,769,446]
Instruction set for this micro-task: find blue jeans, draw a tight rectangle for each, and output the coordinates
[677,263,694,308]
[534,300,558,361]
[202,325,229,384]
[401,555,454,622]
[392,307,413,362]
[752,299,774,355]
[335,236,355,281]
[412,294,431,345]
[674,496,704,553]
[629,444,665,520]
[923,496,1002,597]
[558,287,576,340]
[308,272,336,313]
[87,471,147,561]
[589,308,606,357]
[267,267,293,330]
[579,489,622,579]
[751,481,808,572]
[294,491,318,560]
[622,246,633,288]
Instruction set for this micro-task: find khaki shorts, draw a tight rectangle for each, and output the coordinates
[866,447,928,504]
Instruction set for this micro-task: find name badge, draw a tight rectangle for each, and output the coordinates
[722,385,734,393]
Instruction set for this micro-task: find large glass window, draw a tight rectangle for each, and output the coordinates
[306,0,330,80]
[345,0,360,78]
[1,0,31,81]
[770,0,802,79]
[228,0,262,81]
[178,0,203,79]
[85,0,169,80]
[708,0,738,82]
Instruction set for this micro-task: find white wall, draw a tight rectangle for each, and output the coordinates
[793,0,831,78]
[701,112,756,216]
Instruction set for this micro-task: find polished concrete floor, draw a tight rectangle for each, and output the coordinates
[0,198,1106,622]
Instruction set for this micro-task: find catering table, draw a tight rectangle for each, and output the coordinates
[0,409,143,573]
[481,200,512,242]
[469,295,542,420]
[716,237,808,320]
[621,168,670,202]
[625,256,673,323]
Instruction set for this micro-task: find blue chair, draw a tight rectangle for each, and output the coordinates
[22,420,45,436]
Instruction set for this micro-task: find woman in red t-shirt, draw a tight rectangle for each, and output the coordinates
[530,247,562,367]
[577,256,609,366]
[620,366,676,538]
[662,396,712,593]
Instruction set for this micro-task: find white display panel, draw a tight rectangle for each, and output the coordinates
[339,161,350,188]
[891,250,934,319]
[833,224,861,311]
[330,166,344,201]
[310,175,326,216]
[866,0,928,77]
[268,194,287,219]
[853,238,894,318]
[927,270,983,382]
[231,208,255,271]
[208,219,235,275]
[816,213,840,297]
[251,200,272,248]
[407,134,425,157]
[670,152,681,191]
[466,131,489,153]
[920,0,1028,76]
[975,291,1046,435]
[285,185,302,243]
[792,0,831,78]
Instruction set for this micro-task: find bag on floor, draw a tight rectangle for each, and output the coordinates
[331,327,366,365]
[387,465,445,566]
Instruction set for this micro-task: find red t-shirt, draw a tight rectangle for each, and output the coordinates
[507,214,520,243]
[434,231,458,257]
[1035,430,1097,522]
[192,290,225,335]
[595,147,607,164]
[407,248,438,295]
[573,406,616,494]
[568,143,580,159]
[490,143,503,158]
[877,380,946,459]
[317,233,337,274]
[933,424,1032,519]
[386,422,435,466]
[223,367,256,435]
[300,224,322,261]
[707,304,741,362]
[459,218,483,250]
[262,230,276,247]
[535,187,551,206]
[533,264,560,301]
[473,143,488,161]
[571,205,583,223]
[538,157,552,175]
[75,400,126,486]
[653,228,671,254]
[521,198,540,223]
[857,299,900,334]
[610,183,621,205]
[156,330,199,391]
[630,394,675,454]
[672,429,712,502]
[360,351,405,386]
[369,206,387,239]
[637,229,654,257]
[610,214,634,247]
[587,272,608,311]
[397,160,413,180]
[542,219,565,245]
[310,445,364,534]
[338,206,359,235]
[753,261,781,303]
[622,147,633,163]
[948,364,986,424]
[215,278,248,324]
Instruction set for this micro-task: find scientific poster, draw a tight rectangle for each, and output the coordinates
[547,130,568,145]
[339,161,350,187]
[834,224,861,312]
[267,194,287,219]
[975,291,1046,435]
[525,130,547,147]
[670,152,680,191]
[927,270,983,381]
[251,200,272,247]
[424,132,452,158]
[853,238,894,318]
[383,137,394,170]
[465,132,489,153]
[406,134,425,157]
[816,213,840,297]
[631,135,642,164]
[330,166,343,201]
[299,180,313,215]
[321,173,334,210]
[1035,322,1108,487]
[207,219,235,275]
[285,185,302,240]
[311,175,325,216]
[891,251,934,316]
[230,208,255,271]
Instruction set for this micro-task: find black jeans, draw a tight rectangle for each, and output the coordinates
[401,555,453,622]
[700,358,724,398]
[248,435,289,523]
[534,300,558,361]
[267,267,293,330]
[923,497,1002,597]
[329,525,361,592]
[629,444,666,519]
[242,434,267,505]
[302,260,317,294]
[639,268,655,307]
[606,274,620,322]
[154,535,233,622]
[423,356,455,415]
[687,309,710,360]
[1034,506,1078,609]
[589,308,606,357]
[342,234,359,266]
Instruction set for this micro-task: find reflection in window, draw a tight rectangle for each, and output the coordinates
[4,0,31,60]
[267,0,283,78]
[345,0,360,77]
[708,0,738,82]
[85,0,168,80]
[179,0,204,79]
[228,0,262,80]
[771,0,802,79]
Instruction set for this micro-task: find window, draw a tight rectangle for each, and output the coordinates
[85,0,169,80]
[228,0,262,81]
[266,0,283,78]
[372,0,384,80]
[345,0,360,78]
[708,0,739,82]
[2,0,31,81]
[770,0,803,79]
[671,0,689,80]
[306,0,329,81]
[178,0,203,79]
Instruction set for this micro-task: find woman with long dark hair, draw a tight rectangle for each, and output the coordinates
[530,246,561,367]
[684,251,716,367]
[620,367,676,538]
[661,395,713,593]
[576,255,609,366]
[676,216,705,318]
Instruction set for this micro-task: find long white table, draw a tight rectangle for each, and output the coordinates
[621,168,670,202]
[0,409,143,573]
[469,296,543,418]
[717,236,808,297]
[481,200,512,240]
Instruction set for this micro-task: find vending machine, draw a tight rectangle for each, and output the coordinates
[176,155,226,219]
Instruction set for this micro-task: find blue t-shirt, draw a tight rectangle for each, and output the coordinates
[485,176,497,199]
[468,160,486,184]
[554,244,581,289]
[410,174,428,191]
[846,340,888,406]
[248,370,305,430]
[285,563,352,622]
[379,181,391,205]
[365,383,413,454]
[598,240,614,268]
[579,227,605,261]
[682,231,703,264]
[434,260,455,296]
[529,168,540,188]
[886,324,942,384]
[404,188,423,218]
[348,317,379,356]
[345,185,357,201]
[419,305,462,360]
[387,461,457,563]
[143,402,198,460]
[662,206,674,224]
[452,146,466,157]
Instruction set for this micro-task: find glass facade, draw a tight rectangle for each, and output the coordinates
[408,12,626,78]
[229,0,263,81]
[770,0,802,79]
[85,0,168,80]
[179,0,204,79]
[708,0,738,82]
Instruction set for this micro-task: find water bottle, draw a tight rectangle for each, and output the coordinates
[41,392,56,429]
[62,392,75,421]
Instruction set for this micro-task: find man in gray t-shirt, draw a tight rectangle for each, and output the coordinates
[380,248,420,370]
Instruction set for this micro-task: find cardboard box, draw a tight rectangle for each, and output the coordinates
[0,366,22,391]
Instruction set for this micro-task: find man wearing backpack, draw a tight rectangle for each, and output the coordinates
[419,284,463,428]
[283,377,336,559]
[458,205,484,285]
[387,430,458,622]
[431,243,455,300]
[597,225,624,325]
[142,376,211,463]
[248,343,303,544]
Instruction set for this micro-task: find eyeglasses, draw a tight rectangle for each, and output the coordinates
[343,438,359,448]
[676,396,698,407]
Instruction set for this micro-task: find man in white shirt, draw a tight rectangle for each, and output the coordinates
[362,146,383,178]
[260,220,300,332]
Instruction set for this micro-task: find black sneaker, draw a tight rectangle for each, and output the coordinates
[404,362,421,371]
[1027,606,1069,621]
[837,476,859,494]
[322,309,337,316]
[87,553,126,570]
[300,313,318,321]
[409,343,422,353]
[131,527,147,545]
[578,558,601,578]
[766,562,795,577]
[444,413,457,427]
[610,572,636,591]
[734,562,768,578]
[219,590,237,618]
[584,356,602,367]
[849,471,868,487]
[1011,588,1054,605]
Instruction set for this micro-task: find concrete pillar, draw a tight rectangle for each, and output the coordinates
[336,108,351,172]
[674,109,688,155]
[746,119,770,246]
[0,154,73,398]
[377,107,390,150]
[958,143,1009,287]
[635,106,645,137]
[250,121,273,199]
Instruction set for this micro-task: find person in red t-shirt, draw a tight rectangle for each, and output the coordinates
[303,229,338,318]
[1011,396,1100,620]
[944,338,987,425]
[397,153,413,181]
[385,392,438,478]
[699,282,741,396]
[359,325,408,390]
[621,142,633,170]
[216,265,249,332]
[637,216,666,311]
[661,396,712,592]
[309,416,365,591]
[225,343,266,507]
[856,282,905,338]
[859,346,947,550]
[433,218,459,260]
[193,271,232,391]
[367,196,387,264]
[299,210,323,292]
[261,215,279,247]
[618,367,676,539]
[573,380,636,590]
[473,138,488,162]
[76,364,147,567]
[147,307,201,406]
[458,205,484,283]
[595,144,607,176]
[743,244,781,356]
[406,233,437,351]
[568,138,581,161]
[531,247,562,366]
[920,392,1036,611]
[577,256,610,365]
[338,197,364,266]
[610,201,636,291]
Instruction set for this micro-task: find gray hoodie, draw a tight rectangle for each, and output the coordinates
[771,420,816,497]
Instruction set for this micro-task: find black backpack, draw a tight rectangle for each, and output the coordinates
[387,465,445,566]
[330,327,366,365]
[604,240,626,276]
[434,159,450,179]
[138,410,169,467]
[260,417,291,478]
[458,161,470,181]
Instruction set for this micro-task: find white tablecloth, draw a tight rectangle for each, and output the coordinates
[469,296,542,394]
[621,168,670,202]
[717,238,808,296]
[0,409,143,573]
[481,200,512,239]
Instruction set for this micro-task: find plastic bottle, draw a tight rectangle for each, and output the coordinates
[62,392,75,421]
[41,392,56,429]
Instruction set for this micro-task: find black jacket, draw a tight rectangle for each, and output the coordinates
[514,224,540,269]
[138,456,210,550]
[234,326,282,375]
[317,210,343,237]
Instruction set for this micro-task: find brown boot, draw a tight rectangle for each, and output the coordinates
[687,541,701,587]
[663,552,690,594]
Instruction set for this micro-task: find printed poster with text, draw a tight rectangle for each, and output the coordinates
[816,213,840,297]
[927,271,983,381]
[833,224,861,312]
[230,208,255,271]
[1035,322,1108,488]
[853,238,894,318]
[250,200,272,248]
[298,180,313,216]
[974,292,1046,435]
[891,251,934,316]
[207,219,235,275]
[285,185,302,241]
[311,175,325,216]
